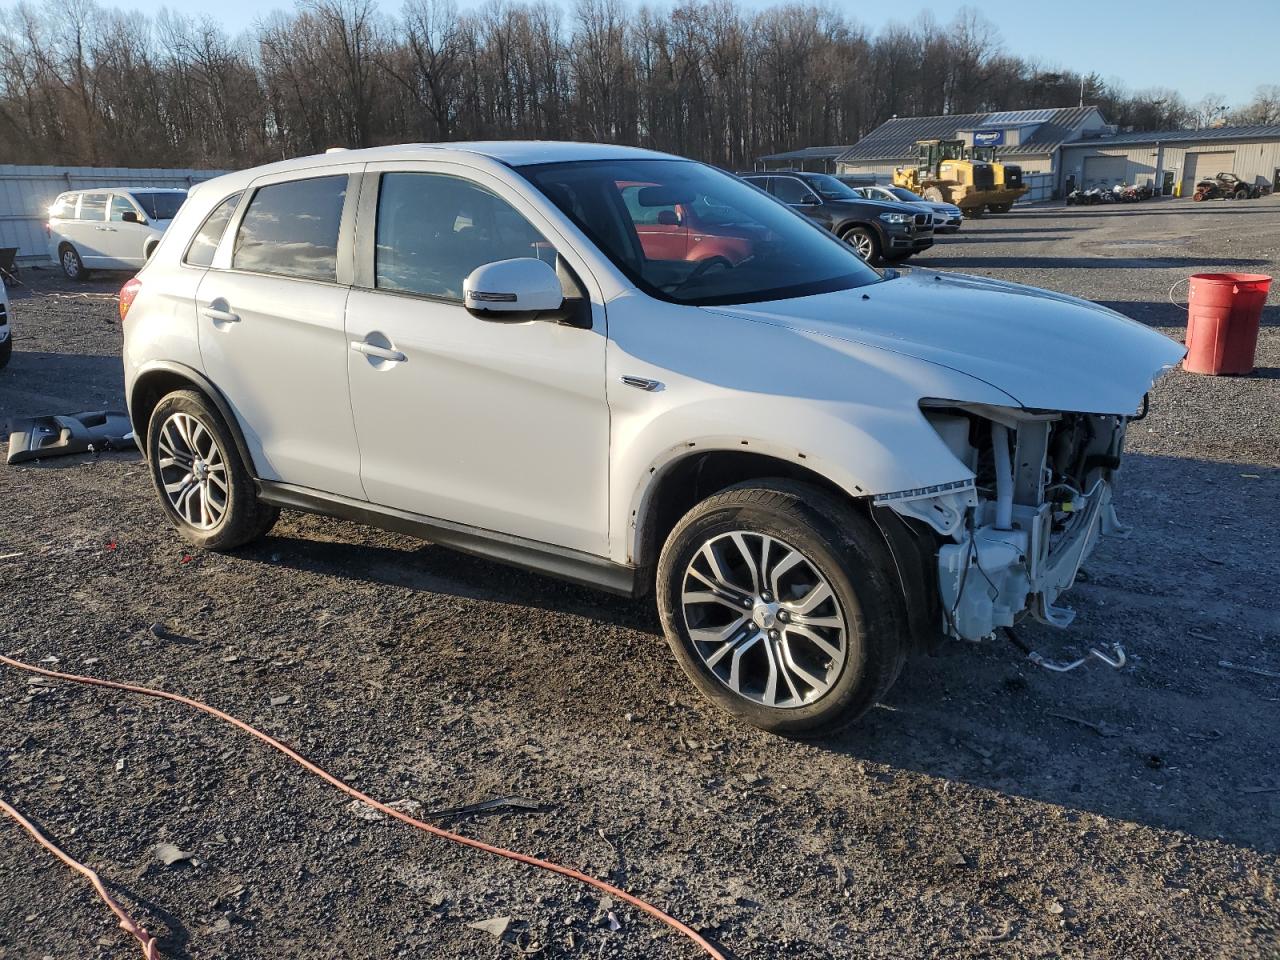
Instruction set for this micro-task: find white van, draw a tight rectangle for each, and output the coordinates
[0,275,11,368]
[47,188,187,279]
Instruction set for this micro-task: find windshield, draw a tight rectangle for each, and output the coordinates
[888,187,924,202]
[518,160,879,306]
[131,191,186,221]
[802,173,862,201]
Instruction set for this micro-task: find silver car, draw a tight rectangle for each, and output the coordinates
[118,142,1182,736]
[855,185,964,233]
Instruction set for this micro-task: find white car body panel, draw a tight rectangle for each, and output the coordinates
[345,158,612,554]
[604,291,1019,563]
[120,142,1188,657]
[0,278,10,346]
[707,270,1184,416]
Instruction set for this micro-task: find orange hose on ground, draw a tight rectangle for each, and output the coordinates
[0,795,161,959]
[0,652,726,960]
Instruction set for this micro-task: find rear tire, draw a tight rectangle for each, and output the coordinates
[988,203,1012,213]
[1234,188,1249,201]
[656,480,907,737]
[60,244,89,281]
[146,389,278,551]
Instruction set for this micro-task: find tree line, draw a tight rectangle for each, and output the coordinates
[0,0,1272,171]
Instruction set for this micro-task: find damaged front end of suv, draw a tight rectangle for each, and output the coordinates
[879,403,1136,650]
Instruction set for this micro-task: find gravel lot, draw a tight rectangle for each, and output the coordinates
[2,196,1278,960]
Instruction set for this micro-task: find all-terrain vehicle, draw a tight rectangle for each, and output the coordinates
[1193,172,1263,201]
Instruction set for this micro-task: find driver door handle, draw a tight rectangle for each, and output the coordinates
[350,340,406,362]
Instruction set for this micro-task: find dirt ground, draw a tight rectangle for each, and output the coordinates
[1,195,1278,960]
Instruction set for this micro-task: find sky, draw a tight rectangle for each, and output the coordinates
[88,0,1277,109]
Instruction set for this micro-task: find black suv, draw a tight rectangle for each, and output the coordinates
[740,171,934,264]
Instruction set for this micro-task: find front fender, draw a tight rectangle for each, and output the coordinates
[605,292,1018,564]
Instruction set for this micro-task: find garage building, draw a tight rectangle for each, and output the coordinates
[834,106,1111,180]
[1058,125,1280,196]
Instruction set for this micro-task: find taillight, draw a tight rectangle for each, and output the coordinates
[119,277,142,322]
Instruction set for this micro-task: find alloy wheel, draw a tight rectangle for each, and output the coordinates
[680,531,847,708]
[851,232,874,259]
[156,412,228,530]
[62,250,79,277]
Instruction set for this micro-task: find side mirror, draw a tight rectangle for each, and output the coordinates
[656,209,680,226]
[464,258,563,317]
[121,211,142,224]
[797,195,821,206]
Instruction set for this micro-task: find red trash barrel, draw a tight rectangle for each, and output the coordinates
[1184,273,1271,375]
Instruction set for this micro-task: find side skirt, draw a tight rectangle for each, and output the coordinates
[256,481,639,598]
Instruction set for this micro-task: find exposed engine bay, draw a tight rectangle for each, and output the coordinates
[877,402,1135,644]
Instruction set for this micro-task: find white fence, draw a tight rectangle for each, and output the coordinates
[0,164,227,264]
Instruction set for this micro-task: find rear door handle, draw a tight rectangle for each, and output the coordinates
[350,340,406,362]
[201,306,240,324]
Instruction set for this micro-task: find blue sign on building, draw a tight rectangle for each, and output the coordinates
[973,129,1006,147]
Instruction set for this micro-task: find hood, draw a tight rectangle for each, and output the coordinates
[703,269,1186,414]
[827,196,924,216]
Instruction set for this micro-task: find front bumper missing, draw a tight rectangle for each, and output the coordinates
[933,479,1115,642]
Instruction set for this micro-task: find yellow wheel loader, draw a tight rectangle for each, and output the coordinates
[968,144,1029,213]
[893,139,1000,217]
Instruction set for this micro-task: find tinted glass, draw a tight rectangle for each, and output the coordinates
[132,192,186,221]
[374,173,553,301]
[772,177,816,204]
[109,196,136,221]
[801,174,861,200]
[233,176,346,281]
[49,195,74,219]
[185,192,243,268]
[888,187,924,202]
[621,184,675,225]
[78,194,107,221]
[520,159,879,306]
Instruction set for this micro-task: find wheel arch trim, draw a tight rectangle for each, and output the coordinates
[129,360,259,476]
[625,437,873,567]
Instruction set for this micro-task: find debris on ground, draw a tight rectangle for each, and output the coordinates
[466,915,512,940]
[152,843,195,867]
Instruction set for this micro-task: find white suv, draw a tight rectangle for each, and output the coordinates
[120,143,1184,735]
[48,188,187,278]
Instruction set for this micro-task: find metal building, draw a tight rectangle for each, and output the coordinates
[0,163,226,265]
[834,106,1110,179]
[1057,126,1280,196]
[753,145,852,173]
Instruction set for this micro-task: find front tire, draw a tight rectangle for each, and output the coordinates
[0,335,11,369]
[146,389,278,551]
[656,480,906,737]
[60,244,89,281]
[841,225,881,264]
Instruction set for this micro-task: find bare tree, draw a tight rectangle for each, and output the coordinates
[0,0,1243,168]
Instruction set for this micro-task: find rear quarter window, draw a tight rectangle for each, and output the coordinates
[232,176,347,282]
[184,192,243,268]
[49,195,75,219]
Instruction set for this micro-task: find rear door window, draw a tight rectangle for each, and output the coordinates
[232,176,347,282]
[78,194,107,221]
[185,192,243,268]
[373,172,553,301]
[772,177,816,204]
